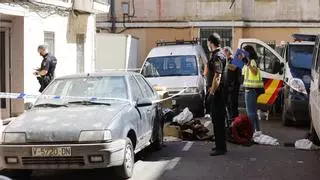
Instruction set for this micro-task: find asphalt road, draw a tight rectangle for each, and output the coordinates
[6,117,320,180]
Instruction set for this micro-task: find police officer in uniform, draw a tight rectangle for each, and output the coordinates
[206,33,227,156]
[34,45,57,93]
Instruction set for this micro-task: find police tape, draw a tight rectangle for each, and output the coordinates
[0,88,189,105]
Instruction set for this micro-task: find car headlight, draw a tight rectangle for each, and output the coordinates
[154,85,167,91]
[184,87,199,93]
[79,130,112,143]
[3,132,26,144]
[289,78,307,94]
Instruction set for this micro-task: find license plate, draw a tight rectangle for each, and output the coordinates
[172,100,176,105]
[32,147,72,157]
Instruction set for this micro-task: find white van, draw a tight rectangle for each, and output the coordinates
[308,34,320,145]
[140,40,208,117]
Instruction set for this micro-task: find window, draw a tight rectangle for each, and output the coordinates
[141,55,198,77]
[44,31,55,54]
[200,28,232,57]
[94,0,109,4]
[129,76,143,101]
[316,44,320,73]
[135,75,154,98]
[241,42,281,74]
[36,76,129,105]
[288,45,314,70]
[0,32,6,109]
[76,34,85,73]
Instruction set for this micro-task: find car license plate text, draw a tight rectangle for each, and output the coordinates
[32,147,72,157]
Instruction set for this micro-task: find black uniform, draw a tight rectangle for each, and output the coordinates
[207,48,227,152]
[37,53,57,92]
[224,57,241,122]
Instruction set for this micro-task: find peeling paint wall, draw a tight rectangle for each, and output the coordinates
[97,0,320,22]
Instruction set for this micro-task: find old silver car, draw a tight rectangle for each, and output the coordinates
[0,72,164,179]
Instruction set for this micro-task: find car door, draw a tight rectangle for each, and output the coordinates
[238,39,285,108]
[128,75,150,149]
[310,36,320,136]
[134,75,157,141]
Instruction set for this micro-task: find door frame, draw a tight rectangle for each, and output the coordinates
[0,27,11,119]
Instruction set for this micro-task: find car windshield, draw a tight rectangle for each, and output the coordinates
[288,45,314,69]
[141,55,198,77]
[34,76,129,106]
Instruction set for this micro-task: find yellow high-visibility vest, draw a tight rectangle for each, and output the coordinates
[243,63,264,88]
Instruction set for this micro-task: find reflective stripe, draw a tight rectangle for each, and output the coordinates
[243,65,264,88]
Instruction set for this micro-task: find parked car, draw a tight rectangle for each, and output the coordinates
[0,72,164,179]
[308,34,320,145]
[278,34,315,126]
[141,39,208,117]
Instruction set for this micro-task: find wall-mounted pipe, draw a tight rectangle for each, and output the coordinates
[110,0,116,33]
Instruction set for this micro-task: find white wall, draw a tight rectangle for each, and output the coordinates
[23,13,95,96]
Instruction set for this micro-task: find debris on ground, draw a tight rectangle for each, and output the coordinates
[163,108,213,141]
[163,136,182,142]
[294,139,320,150]
[253,131,280,146]
[172,107,193,125]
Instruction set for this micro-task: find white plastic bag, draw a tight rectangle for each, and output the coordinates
[295,139,320,150]
[173,108,193,125]
[253,132,280,146]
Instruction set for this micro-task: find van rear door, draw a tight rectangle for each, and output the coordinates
[237,39,285,108]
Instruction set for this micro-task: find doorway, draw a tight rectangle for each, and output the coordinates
[0,28,11,119]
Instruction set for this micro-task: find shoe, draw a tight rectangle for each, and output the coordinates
[210,150,227,156]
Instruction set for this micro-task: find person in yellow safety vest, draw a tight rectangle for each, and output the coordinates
[240,45,264,133]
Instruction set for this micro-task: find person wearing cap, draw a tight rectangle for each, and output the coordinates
[206,33,227,156]
[33,45,57,93]
[223,46,241,124]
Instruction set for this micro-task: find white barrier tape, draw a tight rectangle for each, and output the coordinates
[152,88,189,104]
[0,88,189,105]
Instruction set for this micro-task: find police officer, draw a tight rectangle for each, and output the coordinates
[33,45,57,93]
[206,33,227,156]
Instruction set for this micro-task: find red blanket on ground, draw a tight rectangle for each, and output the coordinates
[231,115,254,145]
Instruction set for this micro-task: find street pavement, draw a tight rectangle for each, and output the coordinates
[12,117,320,180]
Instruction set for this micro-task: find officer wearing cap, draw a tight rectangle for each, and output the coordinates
[206,33,227,156]
[33,45,57,93]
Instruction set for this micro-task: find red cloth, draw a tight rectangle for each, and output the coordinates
[231,114,254,145]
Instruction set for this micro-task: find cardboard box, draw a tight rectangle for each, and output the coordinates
[163,123,181,138]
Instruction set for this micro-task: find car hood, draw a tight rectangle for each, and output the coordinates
[146,76,200,91]
[4,103,129,143]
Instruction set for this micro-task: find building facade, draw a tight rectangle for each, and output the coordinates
[0,0,110,119]
[97,0,320,67]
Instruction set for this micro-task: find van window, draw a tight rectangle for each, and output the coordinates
[141,55,198,77]
[288,45,314,70]
[241,43,281,74]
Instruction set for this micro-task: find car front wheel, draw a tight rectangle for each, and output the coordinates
[115,138,134,179]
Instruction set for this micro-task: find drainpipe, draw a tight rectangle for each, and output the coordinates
[110,0,116,33]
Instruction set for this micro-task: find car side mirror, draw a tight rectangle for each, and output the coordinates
[136,98,152,107]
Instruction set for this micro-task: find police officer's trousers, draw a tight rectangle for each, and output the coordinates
[210,87,227,151]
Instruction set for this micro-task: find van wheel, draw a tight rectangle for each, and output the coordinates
[115,138,134,179]
[311,126,320,146]
[282,101,291,126]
